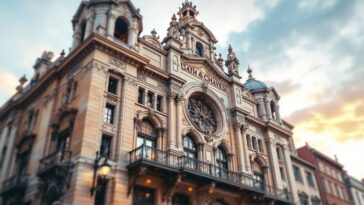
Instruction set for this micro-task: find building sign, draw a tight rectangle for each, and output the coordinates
[181,63,227,92]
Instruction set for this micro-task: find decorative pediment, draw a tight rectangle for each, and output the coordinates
[142,35,162,49]
[242,89,256,102]
[188,22,218,43]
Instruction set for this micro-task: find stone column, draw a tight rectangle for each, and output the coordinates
[176,95,184,150]
[276,105,282,124]
[242,125,251,173]
[85,12,95,39]
[167,94,176,150]
[72,24,81,49]
[265,100,272,120]
[258,99,267,120]
[283,145,299,204]
[107,12,117,40]
[93,7,108,35]
[129,19,138,47]
[266,138,283,189]
[233,122,245,172]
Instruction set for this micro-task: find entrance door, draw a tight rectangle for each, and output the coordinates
[132,186,155,205]
[172,193,190,205]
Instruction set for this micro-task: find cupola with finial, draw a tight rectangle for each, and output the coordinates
[225,45,240,77]
[244,66,268,91]
[178,0,199,21]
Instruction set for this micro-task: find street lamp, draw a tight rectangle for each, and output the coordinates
[90,151,112,196]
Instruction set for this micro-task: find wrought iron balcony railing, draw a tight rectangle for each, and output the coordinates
[129,146,270,193]
[265,185,292,202]
[38,150,72,172]
[1,174,28,194]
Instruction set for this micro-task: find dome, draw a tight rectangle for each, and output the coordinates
[244,78,267,91]
[244,66,268,91]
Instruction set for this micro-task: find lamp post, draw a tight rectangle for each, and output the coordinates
[90,151,112,197]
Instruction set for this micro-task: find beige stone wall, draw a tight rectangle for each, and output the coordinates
[292,159,321,205]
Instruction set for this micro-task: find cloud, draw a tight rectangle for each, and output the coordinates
[222,0,364,178]
[0,71,18,106]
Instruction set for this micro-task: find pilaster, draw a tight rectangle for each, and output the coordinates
[175,95,185,150]
[233,122,245,173]
[242,125,251,174]
[283,145,299,204]
[266,138,283,189]
[167,93,176,150]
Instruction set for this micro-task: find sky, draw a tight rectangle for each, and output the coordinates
[0,0,363,179]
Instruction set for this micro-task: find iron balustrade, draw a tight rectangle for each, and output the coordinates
[265,185,292,202]
[38,150,72,171]
[129,146,270,193]
[1,174,28,192]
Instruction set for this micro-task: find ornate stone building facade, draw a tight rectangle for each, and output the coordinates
[0,1,323,205]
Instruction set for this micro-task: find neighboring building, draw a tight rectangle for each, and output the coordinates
[345,176,364,205]
[291,155,321,205]
[0,0,340,205]
[297,145,351,205]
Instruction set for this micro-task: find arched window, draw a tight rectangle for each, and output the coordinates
[80,20,87,43]
[251,158,265,190]
[216,147,228,178]
[183,136,197,159]
[195,42,204,57]
[137,120,157,159]
[183,135,197,169]
[114,18,129,43]
[270,101,277,120]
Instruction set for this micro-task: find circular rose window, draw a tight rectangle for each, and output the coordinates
[187,94,217,133]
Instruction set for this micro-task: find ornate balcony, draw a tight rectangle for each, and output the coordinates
[38,150,72,175]
[128,146,293,204]
[37,150,72,204]
[0,174,28,203]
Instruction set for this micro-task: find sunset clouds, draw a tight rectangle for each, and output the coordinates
[0,0,362,178]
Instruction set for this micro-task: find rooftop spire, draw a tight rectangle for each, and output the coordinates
[247,66,253,79]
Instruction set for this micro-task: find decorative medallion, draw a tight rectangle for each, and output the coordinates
[188,96,217,132]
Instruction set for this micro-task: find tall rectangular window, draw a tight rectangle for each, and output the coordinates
[293,166,303,182]
[156,95,163,112]
[27,109,38,130]
[104,104,115,124]
[280,167,286,181]
[277,147,282,160]
[100,134,112,158]
[252,137,257,150]
[138,88,145,104]
[147,92,154,108]
[0,146,7,169]
[6,124,12,139]
[331,182,337,196]
[258,139,264,152]
[305,171,315,188]
[246,135,252,148]
[107,77,118,94]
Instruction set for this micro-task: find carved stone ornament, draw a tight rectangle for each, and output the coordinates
[188,97,217,133]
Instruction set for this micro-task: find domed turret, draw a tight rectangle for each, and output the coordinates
[244,67,268,91]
